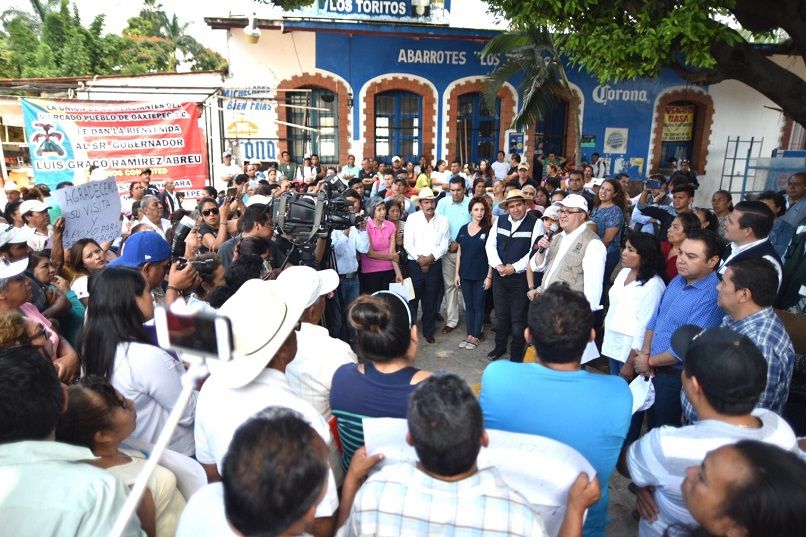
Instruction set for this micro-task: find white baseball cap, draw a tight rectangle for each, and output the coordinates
[3,181,19,192]
[0,224,34,249]
[554,193,589,214]
[19,199,48,215]
[0,257,28,280]
[276,265,339,309]
[245,194,271,207]
[541,205,562,220]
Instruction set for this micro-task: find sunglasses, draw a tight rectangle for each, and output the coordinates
[201,207,219,217]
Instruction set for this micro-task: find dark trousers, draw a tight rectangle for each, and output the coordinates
[648,369,684,430]
[460,278,485,338]
[359,269,394,295]
[327,275,359,343]
[492,271,529,362]
[408,259,443,338]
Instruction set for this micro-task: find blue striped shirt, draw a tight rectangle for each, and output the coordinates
[647,272,724,367]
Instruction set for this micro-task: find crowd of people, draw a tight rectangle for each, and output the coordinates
[0,152,805,537]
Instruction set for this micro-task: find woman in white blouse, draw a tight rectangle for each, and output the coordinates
[77,267,196,456]
[602,231,666,378]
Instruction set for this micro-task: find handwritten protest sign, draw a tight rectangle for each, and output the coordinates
[52,178,122,248]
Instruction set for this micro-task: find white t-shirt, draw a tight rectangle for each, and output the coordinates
[491,160,509,181]
[176,483,236,537]
[112,342,197,456]
[215,162,242,193]
[71,275,89,300]
[194,368,339,518]
[627,409,797,537]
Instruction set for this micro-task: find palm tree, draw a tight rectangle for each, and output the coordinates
[482,26,582,167]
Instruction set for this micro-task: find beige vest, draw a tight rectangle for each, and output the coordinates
[539,226,602,294]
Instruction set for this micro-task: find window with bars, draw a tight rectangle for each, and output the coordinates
[286,89,339,164]
[374,91,422,164]
[455,93,500,164]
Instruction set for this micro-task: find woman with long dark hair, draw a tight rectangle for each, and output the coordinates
[197,197,230,254]
[454,196,494,350]
[591,178,628,286]
[602,231,666,377]
[78,267,196,456]
[66,238,109,306]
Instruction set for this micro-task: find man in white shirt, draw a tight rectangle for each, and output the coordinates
[215,151,241,193]
[0,346,143,537]
[194,279,339,537]
[328,189,369,342]
[626,325,798,537]
[590,152,607,178]
[278,266,358,484]
[491,150,509,181]
[403,187,450,343]
[135,195,172,239]
[178,408,329,537]
[528,194,605,363]
[19,199,52,252]
[486,189,544,361]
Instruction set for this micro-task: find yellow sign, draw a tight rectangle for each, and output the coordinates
[662,105,695,142]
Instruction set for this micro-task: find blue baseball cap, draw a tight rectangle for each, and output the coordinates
[109,231,171,268]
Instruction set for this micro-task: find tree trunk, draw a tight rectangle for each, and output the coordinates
[708,41,806,126]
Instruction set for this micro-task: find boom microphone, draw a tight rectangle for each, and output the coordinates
[538,223,559,254]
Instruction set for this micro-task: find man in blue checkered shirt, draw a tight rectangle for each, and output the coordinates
[682,257,796,423]
[633,230,725,429]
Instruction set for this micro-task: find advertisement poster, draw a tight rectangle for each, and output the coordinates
[662,105,695,142]
[604,128,628,154]
[21,99,208,193]
[580,134,596,148]
[506,130,525,155]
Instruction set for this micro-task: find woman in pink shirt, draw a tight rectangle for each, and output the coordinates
[360,197,403,294]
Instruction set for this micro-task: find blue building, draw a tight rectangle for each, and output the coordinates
[206,0,800,192]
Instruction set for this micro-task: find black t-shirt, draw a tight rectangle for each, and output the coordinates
[507,177,540,190]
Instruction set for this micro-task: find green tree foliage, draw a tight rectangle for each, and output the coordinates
[0,0,227,79]
[486,0,806,126]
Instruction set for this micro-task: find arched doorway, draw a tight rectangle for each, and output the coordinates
[650,89,714,175]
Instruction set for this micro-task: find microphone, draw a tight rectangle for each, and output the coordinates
[538,223,559,254]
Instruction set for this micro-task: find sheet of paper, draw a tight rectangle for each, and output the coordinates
[363,418,596,536]
[580,340,600,365]
[629,375,655,414]
[388,281,415,301]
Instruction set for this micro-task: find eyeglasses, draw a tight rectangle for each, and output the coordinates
[201,208,220,217]
[559,209,583,216]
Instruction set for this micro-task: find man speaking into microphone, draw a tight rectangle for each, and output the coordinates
[484,189,544,362]
[528,194,606,312]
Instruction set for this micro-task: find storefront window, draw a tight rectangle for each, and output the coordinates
[286,89,339,164]
[659,101,697,168]
[456,93,500,164]
[374,91,422,164]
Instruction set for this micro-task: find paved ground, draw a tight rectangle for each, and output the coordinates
[413,316,638,537]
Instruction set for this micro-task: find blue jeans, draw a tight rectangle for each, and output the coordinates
[460,278,485,338]
[648,369,684,430]
[607,356,644,447]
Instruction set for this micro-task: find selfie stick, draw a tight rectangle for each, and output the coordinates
[109,356,208,537]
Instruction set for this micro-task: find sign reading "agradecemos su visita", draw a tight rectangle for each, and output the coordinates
[21,98,209,191]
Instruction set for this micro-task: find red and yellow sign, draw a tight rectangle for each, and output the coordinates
[22,98,208,193]
[662,105,695,142]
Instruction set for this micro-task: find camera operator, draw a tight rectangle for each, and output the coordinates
[218,202,274,271]
[328,189,369,342]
